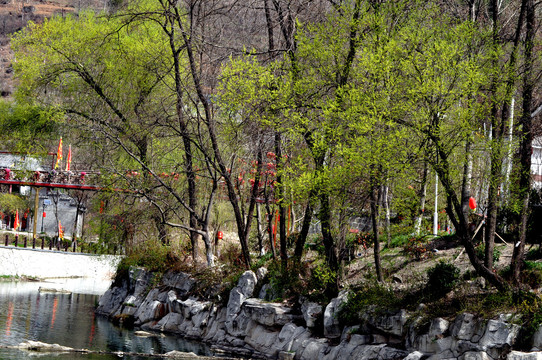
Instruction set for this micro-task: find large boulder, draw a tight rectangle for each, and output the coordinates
[324,291,349,339]
[300,298,323,328]
[479,316,520,348]
[243,298,300,327]
[450,313,484,342]
[225,271,257,335]
[508,351,542,360]
[96,285,128,316]
[162,271,195,297]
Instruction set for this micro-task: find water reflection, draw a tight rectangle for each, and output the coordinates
[0,279,218,359]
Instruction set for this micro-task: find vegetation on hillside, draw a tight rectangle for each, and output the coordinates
[1,0,542,309]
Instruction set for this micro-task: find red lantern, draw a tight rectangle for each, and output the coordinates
[469,197,477,210]
[217,231,223,240]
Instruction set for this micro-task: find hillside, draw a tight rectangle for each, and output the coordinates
[0,0,94,97]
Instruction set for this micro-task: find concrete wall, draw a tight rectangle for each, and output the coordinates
[0,246,121,280]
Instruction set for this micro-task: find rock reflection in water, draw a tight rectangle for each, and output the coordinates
[0,280,215,359]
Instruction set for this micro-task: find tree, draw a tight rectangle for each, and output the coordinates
[12,10,220,266]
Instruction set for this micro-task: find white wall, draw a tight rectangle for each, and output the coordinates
[0,247,121,280]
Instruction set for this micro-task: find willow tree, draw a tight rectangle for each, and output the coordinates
[12,11,220,266]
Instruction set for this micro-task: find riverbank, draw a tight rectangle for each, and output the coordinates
[96,267,542,360]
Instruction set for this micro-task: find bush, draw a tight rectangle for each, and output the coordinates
[338,283,399,326]
[425,261,460,298]
[117,241,180,274]
[307,262,337,303]
[404,236,429,260]
[475,244,501,264]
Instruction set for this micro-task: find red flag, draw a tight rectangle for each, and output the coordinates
[13,210,19,231]
[58,220,64,239]
[55,137,63,169]
[65,145,72,171]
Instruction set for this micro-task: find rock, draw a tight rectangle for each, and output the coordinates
[348,344,387,360]
[164,350,199,359]
[533,325,542,350]
[508,351,542,360]
[404,351,425,360]
[324,290,348,339]
[300,299,323,328]
[96,284,128,315]
[258,284,271,300]
[478,318,520,348]
[154,312,184,333]
[244,322,280,355]
[278,351,295,360]
[256,267,268,282]
[22,5,34,13]
[415,335,454,354]
[162,271,195,297]
[277,323,308,352]
[454,340,484,356]
[134,330,156,337]
[429,318,450,338]
[225,271,257,335]
[243,298,299,327]
[425,349,455,360]
[298,339,328,360]
[16,340,74,352]
[459,351,492,360]
[364,309,408,337]
[133,299,168,325]
[237,271,257,298]
[450,313,483,342]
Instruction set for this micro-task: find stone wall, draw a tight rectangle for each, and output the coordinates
[96,268,542,360]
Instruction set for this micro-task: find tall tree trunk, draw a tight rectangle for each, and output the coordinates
[414,162,429,235]
[370,179,383,282]
[512,0,535,285]
[295,190,315,259]
[383,183,391,248]
[461,138,473,217]
[319,192,338,272]
[256,203,265,256]
[265,202,277,259]
[275,132,288,269]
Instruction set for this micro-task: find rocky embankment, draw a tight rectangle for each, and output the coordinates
[96,268,542,360]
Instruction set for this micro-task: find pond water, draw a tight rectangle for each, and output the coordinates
[0,278,219,359]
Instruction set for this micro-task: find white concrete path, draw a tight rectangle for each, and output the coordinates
[0,246,122,280]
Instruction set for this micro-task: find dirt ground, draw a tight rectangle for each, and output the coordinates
[342,238,519,290]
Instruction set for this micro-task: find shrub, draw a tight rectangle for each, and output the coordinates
[475,244,501,264]
[404,236,428,260]
[117,240,180,274]
[425,261,460,298]
[307,262,337,303]
[338,283,399,326]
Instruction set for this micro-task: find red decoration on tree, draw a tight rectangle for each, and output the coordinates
[469,197,477,210]
[217,231,223,240]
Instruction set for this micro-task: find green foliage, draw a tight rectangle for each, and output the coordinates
[266,261,304,301]
[0,194,28,214]
[403,236,429,260]
[338,283,400,326]
[306,262,337,303]
[0,101,60,154]
[425,261,460,298]
[512,290,542,350]
[117,241,180,274]
[475,244,502,265]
